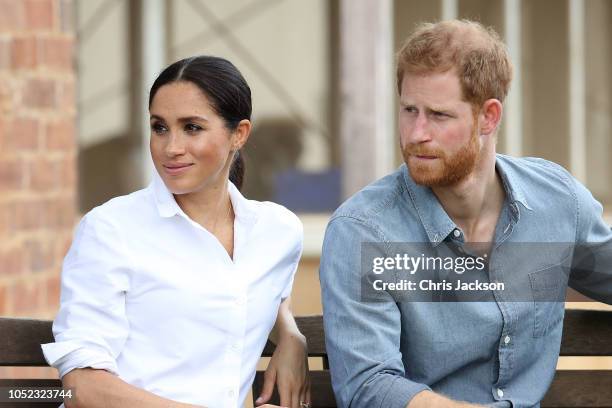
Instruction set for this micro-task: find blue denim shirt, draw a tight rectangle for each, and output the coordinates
[319,154,612,408]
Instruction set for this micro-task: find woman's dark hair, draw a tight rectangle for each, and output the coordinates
[149,56,251,190]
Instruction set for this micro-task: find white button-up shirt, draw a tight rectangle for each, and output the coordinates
[41,172,303,408]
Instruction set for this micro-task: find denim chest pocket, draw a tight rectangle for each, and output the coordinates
[529,265,567,338]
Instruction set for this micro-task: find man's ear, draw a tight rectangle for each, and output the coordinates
[231,119,252,150]
[479,99,503,136]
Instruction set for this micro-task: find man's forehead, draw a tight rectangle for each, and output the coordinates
[400,71,465,106]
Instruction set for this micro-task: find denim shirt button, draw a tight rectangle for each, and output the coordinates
[497,388,504,398]
[453,229,461,238]
[504,335,511,345]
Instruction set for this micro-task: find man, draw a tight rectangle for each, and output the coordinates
[319,20,612,408]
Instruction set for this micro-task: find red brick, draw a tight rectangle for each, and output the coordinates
[58,80,75,111]
[40,36,73,70]
[8,117,39,151]
[0,158,25,192]
[0,117,6,152]
[12,280,42,316]
[46,195,76,229]
[0,81,14,114]
[0,203,8,237]
[0,0,25,33]
[0,285,7,315]
[45,118,74,151]
[60,154,77,189]
[24,0,54,31]
[22,78,56,109]
[11,36,39,69]
[24,239,53,273]
[0,246,25,276]
[0,38,11,70]
[46,275,60,309]
[28,156,61,192]
[9,199,44,232]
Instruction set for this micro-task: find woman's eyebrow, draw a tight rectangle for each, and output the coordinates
[178,116,209,123]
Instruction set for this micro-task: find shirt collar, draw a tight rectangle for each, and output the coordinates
[402,164,457,246]
[401,154,532,246]
[494,154,532,212]
[150,170,258,224]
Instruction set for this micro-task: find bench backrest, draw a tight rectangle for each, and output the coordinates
[1,309,611,408]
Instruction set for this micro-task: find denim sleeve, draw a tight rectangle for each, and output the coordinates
[319,216,430,408]
[570,177,612,304]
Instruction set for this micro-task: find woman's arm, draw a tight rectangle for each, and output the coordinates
[255,297,310,408]
[62,368,201,408]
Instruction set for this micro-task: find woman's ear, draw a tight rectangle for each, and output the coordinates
[479,99,503,136]
[231,119,252,151]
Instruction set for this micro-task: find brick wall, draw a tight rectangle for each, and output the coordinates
[0,0,77,322]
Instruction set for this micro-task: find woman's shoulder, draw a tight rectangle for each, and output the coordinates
[85,187,153,225]
[250,199,303,235]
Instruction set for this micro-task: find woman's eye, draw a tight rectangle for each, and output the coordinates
[185,123,202,133]
[151,123,167,134]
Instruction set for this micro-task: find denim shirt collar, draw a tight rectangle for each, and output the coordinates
[402,154,532,246]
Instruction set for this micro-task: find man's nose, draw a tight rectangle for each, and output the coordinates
[410,113,432,143]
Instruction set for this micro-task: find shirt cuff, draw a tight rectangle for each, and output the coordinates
[380,376,431,408]
[41,341,119,378]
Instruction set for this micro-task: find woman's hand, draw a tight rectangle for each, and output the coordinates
[255,298,311,408]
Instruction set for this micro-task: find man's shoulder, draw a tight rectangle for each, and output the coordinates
[497,154,576,195]
[331,166,406,224]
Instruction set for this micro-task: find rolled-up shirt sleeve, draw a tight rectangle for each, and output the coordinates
[41,211,131,378]
[569,176,612,304]
[319,216,430,408]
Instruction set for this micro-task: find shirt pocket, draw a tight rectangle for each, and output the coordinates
[529,265,566,338]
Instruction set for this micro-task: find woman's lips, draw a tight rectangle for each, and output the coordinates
[163,163,194,175]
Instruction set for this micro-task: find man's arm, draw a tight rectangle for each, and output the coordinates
[408,391,485,408]
[570,177,612,304]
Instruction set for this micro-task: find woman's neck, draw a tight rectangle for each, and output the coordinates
[174,179,233,232]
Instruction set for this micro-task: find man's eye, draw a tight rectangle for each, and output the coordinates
[185,123,202,132]
[404,107,417,113]
[432,111,448,118]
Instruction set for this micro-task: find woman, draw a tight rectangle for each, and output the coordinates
[42,56,311,408]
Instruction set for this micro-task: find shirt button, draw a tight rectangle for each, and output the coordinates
[497,388,504,398]
[231,342,240,351]
[504,335,511,345]
[235,297,245,306]
[228,390,235,398]
[453,229,461,237]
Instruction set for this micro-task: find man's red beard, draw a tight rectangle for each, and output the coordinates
[402,127,480,187]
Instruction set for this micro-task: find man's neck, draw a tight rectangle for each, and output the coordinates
[430,150,505,243]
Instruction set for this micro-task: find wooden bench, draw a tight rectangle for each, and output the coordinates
[1,310,611,407]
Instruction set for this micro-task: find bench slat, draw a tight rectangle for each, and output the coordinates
[0,319,53,366]
[262,315,327,357]
[542,370,612,407]
[559,310,612,356]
